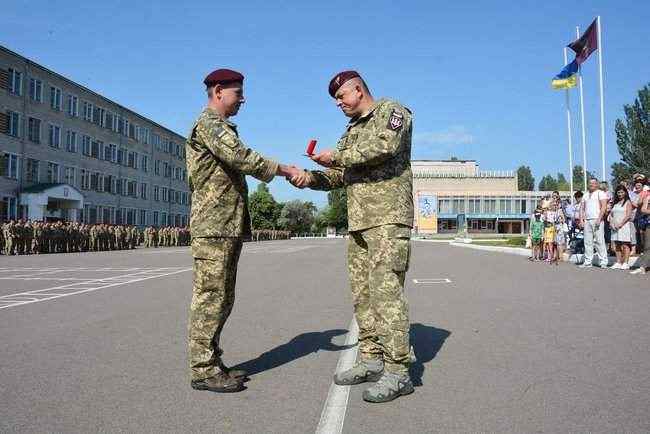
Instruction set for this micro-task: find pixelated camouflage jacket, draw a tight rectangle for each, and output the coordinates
[186,108,278,239]
[309,98,414,232]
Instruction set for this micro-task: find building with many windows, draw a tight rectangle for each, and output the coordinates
[412,160,570,234]
[0,45,190,226]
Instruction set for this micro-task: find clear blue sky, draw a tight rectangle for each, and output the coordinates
[3,1,649,207]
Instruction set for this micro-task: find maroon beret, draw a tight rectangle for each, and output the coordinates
[203,69,244,87]
[328,70,361,97]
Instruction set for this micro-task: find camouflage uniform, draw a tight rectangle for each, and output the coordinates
[186,107,278,381]
[308,98,414,374]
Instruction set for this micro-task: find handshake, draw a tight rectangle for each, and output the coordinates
[277,150,334,189]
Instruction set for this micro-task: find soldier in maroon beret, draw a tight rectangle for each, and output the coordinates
[186,68,303,393]
[290,70,415,403]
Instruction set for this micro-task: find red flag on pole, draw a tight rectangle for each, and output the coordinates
[568,18,598,65]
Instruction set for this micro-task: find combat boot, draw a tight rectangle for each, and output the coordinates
[217,361,248,381]
[362,371,414,403]
[334,359,383,385]
[191,372,245,393]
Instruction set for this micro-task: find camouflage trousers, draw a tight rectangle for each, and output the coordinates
[348,224,411,374]
[188,237,243,381]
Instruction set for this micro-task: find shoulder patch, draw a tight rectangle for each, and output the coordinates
[387,109,404,131]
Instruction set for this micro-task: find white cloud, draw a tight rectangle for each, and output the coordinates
[414,126,475,147]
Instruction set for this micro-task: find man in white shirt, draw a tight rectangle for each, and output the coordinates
[579,178,609,268]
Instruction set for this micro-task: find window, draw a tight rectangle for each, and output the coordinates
[169,189,175,203]
[139,210,146,226]
[50,86,62,111]
[91,140,102,159]
[468,198,480,214]
[107,144,117,163]
[499,198,513,215]
[162,187,168,202]
[28,117,41,143]
[8,68,22,95]
[128,123,136,140]
[128,180,137,197]
[105,112,118,131]
[103,175,113,193]
[141,155,148,172]
[92,106,105,127]
[67,95,79,117]
[25,159,39,183]
[46,162,59,183]
[7,111,20,137]
[154,159,161,176]
[161,212,167,226]
[123,119,130,137]
[153,185,160,201]
[83,101,93,121]
[29,78,42,102]
[66,130,77,153]
[182,169,186,182]
[438,198,452,214]
[153,211,159,226]
[82,135,92,156]
[140,183,148,200]
[117,147,126,165]
[175,167,182,180]
[97,173,105,192]
[163,162,171,178]
[140,127,150,144]
[152,133,161,150]
[452,198,465,214]
[80,169,90,190]
[48,124,61,148]
[127,151,135,168]
[483,199,496,214]
[64,166,76,186]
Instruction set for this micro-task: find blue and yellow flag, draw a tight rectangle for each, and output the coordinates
[552,60,578,90]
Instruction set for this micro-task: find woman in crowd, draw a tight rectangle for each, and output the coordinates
[631,186,650,275]
[609,185,634,269]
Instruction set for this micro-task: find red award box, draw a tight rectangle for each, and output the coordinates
[306,139,317,156]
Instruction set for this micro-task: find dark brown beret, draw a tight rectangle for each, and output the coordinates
[203,69,244,87]
[328,70,361,97]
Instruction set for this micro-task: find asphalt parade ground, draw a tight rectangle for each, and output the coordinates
[1,239,649,434]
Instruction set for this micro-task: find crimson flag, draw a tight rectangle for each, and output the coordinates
[568,18,598,65]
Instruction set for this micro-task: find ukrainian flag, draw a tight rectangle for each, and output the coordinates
[552,60,578,90]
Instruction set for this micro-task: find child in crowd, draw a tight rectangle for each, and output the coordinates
[529,211,544,261]
[543,204,558,264]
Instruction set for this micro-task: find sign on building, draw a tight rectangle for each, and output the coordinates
[417,194,438,233]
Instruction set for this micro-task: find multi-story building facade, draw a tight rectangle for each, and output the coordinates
[412,160,571,234]
[0,45,190,227]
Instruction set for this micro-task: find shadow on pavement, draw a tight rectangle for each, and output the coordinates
[234,329,352,376]
[409,323,451,387]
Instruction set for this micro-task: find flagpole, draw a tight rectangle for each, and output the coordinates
[597,16,606,182]
[564,47,574,197]
[577,26,588,191]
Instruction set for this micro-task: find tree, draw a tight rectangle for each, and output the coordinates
[249,183,281,229]
[516,166,535,191]
[278,200,317,234]
[611,162,634,187]
[572,165,596,191]
[538,175,558,191]
[325,188,348,230]
[613,83,650,180]
[556,173,570,191]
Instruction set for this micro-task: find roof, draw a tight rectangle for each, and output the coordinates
[21,183,79,194]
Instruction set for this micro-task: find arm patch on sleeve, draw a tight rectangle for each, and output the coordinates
[387,109,404,131]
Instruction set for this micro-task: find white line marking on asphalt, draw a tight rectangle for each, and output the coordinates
[412,278,452,284]
[0,267,192,310]
[315,318,359,434]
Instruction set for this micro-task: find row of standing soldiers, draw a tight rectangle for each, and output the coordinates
[1,220,191,255]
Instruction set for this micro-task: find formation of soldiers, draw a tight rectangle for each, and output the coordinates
[0,220,191,255]
[251,229,291,241]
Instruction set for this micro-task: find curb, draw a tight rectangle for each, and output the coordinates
[449,241,641,267]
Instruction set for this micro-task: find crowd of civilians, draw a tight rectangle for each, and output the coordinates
[528,173,650,275]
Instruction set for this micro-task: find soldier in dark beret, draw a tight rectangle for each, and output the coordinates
[291,70,415,403]
[186,68,303,393]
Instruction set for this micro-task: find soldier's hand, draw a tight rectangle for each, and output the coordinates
[310,150,334,168]
[290,170,311,189]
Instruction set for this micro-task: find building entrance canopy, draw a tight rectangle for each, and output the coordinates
[19,183,84,222]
